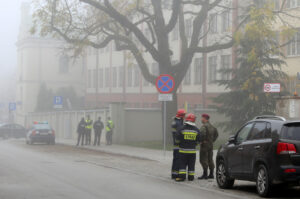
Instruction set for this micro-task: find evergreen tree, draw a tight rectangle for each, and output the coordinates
[214,2,289,132]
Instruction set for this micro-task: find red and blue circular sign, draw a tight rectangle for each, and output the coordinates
[156,74,175,94]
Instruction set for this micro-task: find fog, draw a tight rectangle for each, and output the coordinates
[0,0,23,77]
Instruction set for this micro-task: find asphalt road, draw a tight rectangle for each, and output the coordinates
[0,140,299,199]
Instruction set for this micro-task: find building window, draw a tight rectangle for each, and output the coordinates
[172,22,179,41]
[88,70,92,88]
[286,0,300,8]
[221,10,230,32]
[59,55,69,74]
[112,67,117,88]
[99,68,104,88]
[134,65,140,87]
[194,58,203,85]
[287,31,300,56]
[105,68,110,87]
[220,55,231,80]
[208,56,217,84]
[127,66,133,87]
[185,18,192,38]
[118,66,124,88]
[209,13,218,34]
[93,69,97,88]
[183,67,191,85]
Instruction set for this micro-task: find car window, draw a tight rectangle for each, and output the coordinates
[34,124,51,130]
[247,122,266,140]
[14,124,24,130]
[236,123,254,144]
[281,124,300,141]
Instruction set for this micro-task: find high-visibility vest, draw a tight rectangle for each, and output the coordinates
[85,119,92,129]
[106,120,114,132]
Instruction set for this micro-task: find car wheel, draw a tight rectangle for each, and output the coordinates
[216,159,234,189]
[256,164,272,197]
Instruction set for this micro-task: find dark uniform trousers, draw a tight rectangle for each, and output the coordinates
[178,151,196,181]
[171,148,180,177]
[106,131,113,145]
[94,130,102,146]
[86,129,92,145]
[77,131,85,146]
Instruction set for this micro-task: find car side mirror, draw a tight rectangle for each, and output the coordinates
[228,136,236,144]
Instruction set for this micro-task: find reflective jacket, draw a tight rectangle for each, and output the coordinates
[176,122,202,154]
[171,117,184,147]
[85,119,93,130]
[106,120,114,132]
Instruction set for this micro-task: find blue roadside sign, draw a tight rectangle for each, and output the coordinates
[156,74,175,94]
[9,103,16,111]
[53,96,63,109]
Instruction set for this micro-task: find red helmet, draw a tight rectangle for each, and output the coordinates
[186,113,196,123]
[176,109,186,118]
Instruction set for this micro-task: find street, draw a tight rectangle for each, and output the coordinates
[0,140,299,199]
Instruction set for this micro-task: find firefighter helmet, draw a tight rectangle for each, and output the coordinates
[176,109,186,118]
[186,113,196,123]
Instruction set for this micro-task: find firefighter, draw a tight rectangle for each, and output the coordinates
[76,118,86,146]
[176,113,202,182]
[171,109,186,179]
[93,116,104,146]
[85,115,93,145]
[198,113,219,180]
[106,117,114,145]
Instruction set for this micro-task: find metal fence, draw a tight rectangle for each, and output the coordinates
[25,109,109,140]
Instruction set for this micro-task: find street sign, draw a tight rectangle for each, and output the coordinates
[156,74,175,94]
[158,94,173,101]
[264,83,281,93]
[53,96,63,109]
[9,103,16,111]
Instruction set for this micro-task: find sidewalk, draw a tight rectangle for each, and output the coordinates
[57,138,217,164]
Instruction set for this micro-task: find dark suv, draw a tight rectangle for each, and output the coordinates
[216,116,300,197]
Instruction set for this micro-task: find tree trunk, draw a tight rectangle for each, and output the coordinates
[161,90,178,145]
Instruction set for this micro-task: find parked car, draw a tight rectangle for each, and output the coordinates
[26,122,55,145]
[216,115,300,197]
[0,123,27,139]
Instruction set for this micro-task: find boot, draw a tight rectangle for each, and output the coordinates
[208,169,214,179]
[198,169,208,180]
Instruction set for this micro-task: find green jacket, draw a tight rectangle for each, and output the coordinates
[200,122,218,148]
[106,120,114,132]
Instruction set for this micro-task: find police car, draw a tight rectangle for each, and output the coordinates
[26,122,55,145]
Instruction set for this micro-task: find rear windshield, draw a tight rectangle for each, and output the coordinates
[281,124,300,141]
[34,124,51,130]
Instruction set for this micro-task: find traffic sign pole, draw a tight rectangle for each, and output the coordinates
[155,74,175,158]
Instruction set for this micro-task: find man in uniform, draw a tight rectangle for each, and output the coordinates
[85,115,93,145]
[198,114,219,180]
[171,109,186,179]
[106,117,114,145]
[93,117,104,146]
[76,117,86,146]
[176,113,202,182]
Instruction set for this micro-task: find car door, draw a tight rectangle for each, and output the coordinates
[242,122,267,175]
[13,124,26,138]
[227,122,254,175]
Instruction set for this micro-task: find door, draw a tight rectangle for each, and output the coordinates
[227,122,254,175]
[242,122,267,175]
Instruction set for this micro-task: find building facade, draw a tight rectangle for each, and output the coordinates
[85,0,240,109]
[15,3,86,125]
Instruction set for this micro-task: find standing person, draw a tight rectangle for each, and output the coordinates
[76,118,86,146]
[171,109,186,179]
[106,117,114,145]
[198,114,219,180]
[85,115,93,145]
[93,117,104,146]
[176,114,202,182]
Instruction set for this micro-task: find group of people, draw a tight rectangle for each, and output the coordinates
[171,109,218,182]
[76,115,115,146]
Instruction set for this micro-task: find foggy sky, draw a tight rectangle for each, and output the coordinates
[0,0,24,77]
